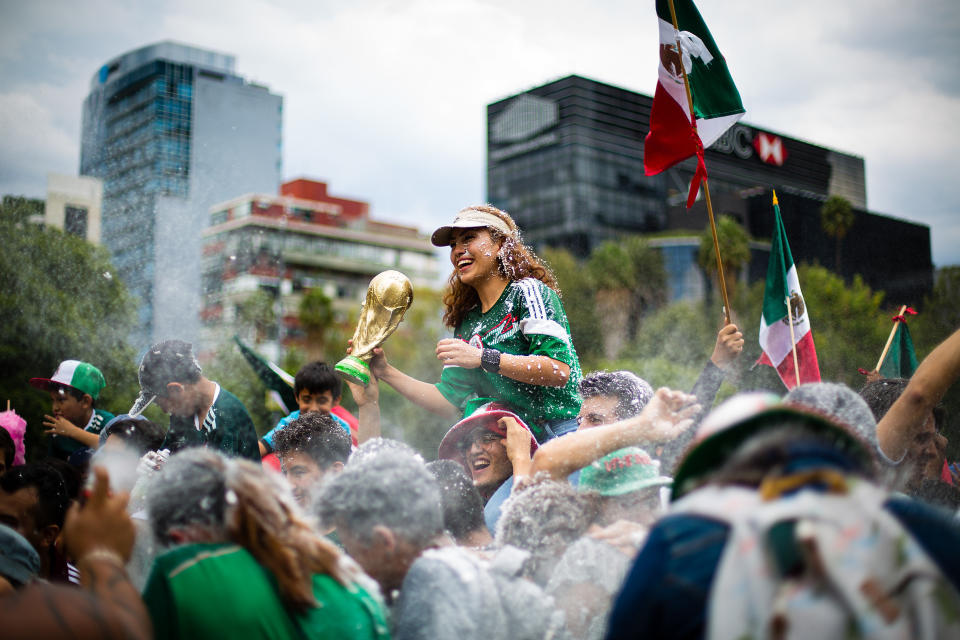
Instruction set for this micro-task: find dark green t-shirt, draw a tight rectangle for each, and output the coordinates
[161,386,259,461]
[143,542,390,640]
[435,278,582,437]
[50,407,114,459]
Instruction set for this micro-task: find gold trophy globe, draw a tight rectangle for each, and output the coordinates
[335,270,414,386]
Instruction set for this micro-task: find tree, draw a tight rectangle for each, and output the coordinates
[820,195,855,272]
[298,287,335,361]
[611,301,722,391]
[541,247,603,368]
[236,289,276,345]
[0,196,139,460]
[912,266,960,355]
[588,236,667,357]
[698,215,751,305]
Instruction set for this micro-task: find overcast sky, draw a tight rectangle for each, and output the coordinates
[1,0,958,268]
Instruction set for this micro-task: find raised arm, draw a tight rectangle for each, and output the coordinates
[345,375,382,445]
[44,414,102,449]
[370,347,461,419]
[530,388,701,481]
[877,326,960,461]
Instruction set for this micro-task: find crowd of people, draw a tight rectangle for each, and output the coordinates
[2,205,959,639]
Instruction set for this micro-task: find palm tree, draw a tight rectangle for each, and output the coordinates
[821,195,854,272]
[588,236,667,356]
[698,215,751,305]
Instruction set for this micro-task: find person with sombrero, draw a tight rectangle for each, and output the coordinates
[361,205,583,443]
[29,360,114,460]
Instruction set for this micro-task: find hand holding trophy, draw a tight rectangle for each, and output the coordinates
[335,270,414,386]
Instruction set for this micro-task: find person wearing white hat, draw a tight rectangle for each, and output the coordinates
[360,205,583,443]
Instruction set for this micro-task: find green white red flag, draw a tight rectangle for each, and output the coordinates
[644,0,745,207]
[757,194,821,389]
[879,310,919,379]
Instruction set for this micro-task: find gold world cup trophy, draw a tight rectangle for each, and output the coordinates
[335,270,414,386]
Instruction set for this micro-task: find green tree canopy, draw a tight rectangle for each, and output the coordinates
[588,236,667,345]
[541,247,603,366]
[0,196,139,459]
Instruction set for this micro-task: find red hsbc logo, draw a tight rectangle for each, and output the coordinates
[754,132,788,166]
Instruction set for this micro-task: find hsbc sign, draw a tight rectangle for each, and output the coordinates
[753,132,788,166]
[710,124,788,167]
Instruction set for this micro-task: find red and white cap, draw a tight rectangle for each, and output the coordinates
[437,401,538,463]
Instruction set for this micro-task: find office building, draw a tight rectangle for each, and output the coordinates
[200,178,441,361]
[44,174,103,244]
[80,41,283,345]
[487,75,931,303]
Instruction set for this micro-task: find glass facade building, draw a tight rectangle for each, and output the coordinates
[81,42,282,345]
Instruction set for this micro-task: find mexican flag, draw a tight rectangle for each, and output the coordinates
[879,313,919,379]
[234,335,298,413]
[757,194,821,389]
[644,0,744,207]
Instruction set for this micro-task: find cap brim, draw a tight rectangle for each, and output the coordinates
[670,406,874,501]
[28,378,57,392]
[588,476,673,497]
[430,221,490,247]
[438,410,538,462]
[128,392,157,418]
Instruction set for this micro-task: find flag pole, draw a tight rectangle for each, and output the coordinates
[774,190,801,388]
[667,0,731,326]
[875,305,908,372]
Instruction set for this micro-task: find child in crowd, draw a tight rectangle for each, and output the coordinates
[259,361,352,457]
[29,360,115,462]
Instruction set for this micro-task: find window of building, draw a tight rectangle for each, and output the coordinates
[64,206,88,238]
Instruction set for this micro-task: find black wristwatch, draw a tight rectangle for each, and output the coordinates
[480,348,502,373]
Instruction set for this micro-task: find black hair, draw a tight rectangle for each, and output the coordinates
[273,412,351,469]
[425,459,486,542]
[294,361,342,399]
[52,383,95,409]
[42,459,83,503]
[579,371,654,420]
[139,339,202,395]
[860,378,945,432]
[102,418,166,455]
[0,463,69,529]
[0,427,14,470]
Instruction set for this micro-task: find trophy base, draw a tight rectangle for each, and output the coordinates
[335,355,371,386]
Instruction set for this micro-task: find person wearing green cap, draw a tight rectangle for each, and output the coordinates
[29,360,115,460]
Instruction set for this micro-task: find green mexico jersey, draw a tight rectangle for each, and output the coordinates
[162,386,259,461]
[51,408,114,459]
[436,278,582,436]
[143,542,390,640]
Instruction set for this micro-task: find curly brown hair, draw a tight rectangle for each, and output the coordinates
[442,205,559,329]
